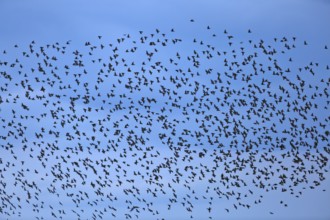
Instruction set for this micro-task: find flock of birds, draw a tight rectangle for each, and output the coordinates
[0,20,329,219]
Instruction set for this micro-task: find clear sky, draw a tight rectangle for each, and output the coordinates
[0,0,330,220]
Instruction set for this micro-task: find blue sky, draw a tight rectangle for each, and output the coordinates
[0,0,330,220]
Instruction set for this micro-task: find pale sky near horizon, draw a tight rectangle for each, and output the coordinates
[0,1,330,220]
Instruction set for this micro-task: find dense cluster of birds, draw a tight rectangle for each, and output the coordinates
[0,21,329,219]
